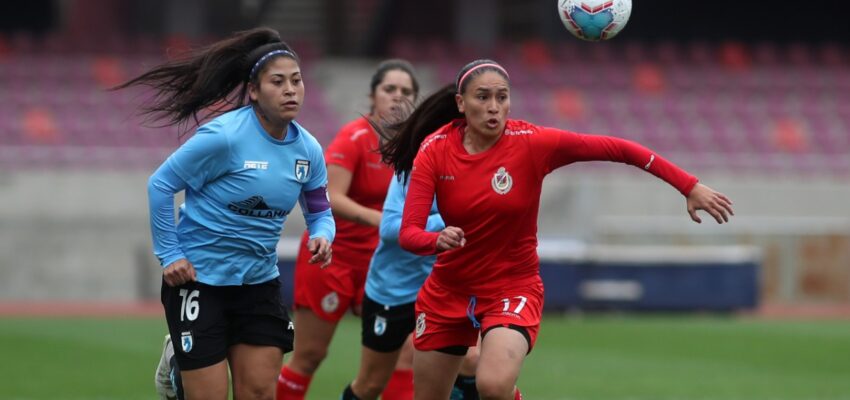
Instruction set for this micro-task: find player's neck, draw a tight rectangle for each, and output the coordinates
[462,126,500,154]
[254,108,290,140]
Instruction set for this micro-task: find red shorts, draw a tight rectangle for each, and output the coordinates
[293,234,370,322]
[413,276,544,352]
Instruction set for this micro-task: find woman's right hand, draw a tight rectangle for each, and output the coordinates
[307,237,333,268]
[163,259,197,287]
[436,226,466,252]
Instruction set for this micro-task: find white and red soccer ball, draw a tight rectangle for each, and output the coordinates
[558,0,632,41]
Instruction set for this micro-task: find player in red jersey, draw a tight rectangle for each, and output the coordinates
[277,60,420,400]
[378,59,734,400]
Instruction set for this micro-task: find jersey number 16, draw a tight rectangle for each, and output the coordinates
[179,289,200,321]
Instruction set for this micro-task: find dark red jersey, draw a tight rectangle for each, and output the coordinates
[400,119,698,295]
[321,117,394,268]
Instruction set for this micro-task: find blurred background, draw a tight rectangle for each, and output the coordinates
[0,1,849,398]
[2,0,848,311]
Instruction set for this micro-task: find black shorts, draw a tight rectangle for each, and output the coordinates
[361,295,415,352]
[161,277,294,370]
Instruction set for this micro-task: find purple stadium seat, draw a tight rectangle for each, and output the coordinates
[654,41,684,65]
[1,41,848,174]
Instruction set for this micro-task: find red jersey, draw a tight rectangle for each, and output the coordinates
[400,119,698,295]
[323,117,394,268]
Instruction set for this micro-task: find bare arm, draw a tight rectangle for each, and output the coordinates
[327,164,382,227]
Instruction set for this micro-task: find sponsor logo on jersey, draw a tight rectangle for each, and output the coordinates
[491,166,513,195]
[374,316,387,336]
[180,331,193,353]
[228,196,289,218]
[243,160,269,170]
[287,321,295,331]
[295,159,310,182]
[415,312,427,338]
[505,128,534,136]
[321,291,339,313]
[420,134,446,151]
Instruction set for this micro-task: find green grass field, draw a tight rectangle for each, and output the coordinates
[1,315,849,400]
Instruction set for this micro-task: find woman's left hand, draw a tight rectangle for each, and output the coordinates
[686,183,734,224]
[307,237,332,268]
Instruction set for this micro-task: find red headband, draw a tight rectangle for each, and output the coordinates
[456,63,509,93]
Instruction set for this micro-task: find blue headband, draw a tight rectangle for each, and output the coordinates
[249,49,295,80]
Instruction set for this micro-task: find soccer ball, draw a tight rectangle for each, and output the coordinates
[558,0,632,41]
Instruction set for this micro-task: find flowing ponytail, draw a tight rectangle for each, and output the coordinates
[113,27,298,131]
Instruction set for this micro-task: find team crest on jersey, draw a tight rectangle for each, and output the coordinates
[321,291,339,313]
[491,167,513,195]
[180,331,193,353]
[415,312,427,338]
[295,159,310,182]
[374,316,387,336]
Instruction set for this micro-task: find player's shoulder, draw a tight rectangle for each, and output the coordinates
[336,117,375,143]
[504,120,567,148]
[197,106,253,138]
[291,121,322,150]
[418,120,457,153]
[196,115,227,135]
[503,119,543,137]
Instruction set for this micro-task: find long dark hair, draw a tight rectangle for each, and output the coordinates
[379,59,509,182]
[112,27,298,131]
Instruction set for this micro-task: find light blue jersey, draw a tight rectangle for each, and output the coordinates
[365,175,443,306]
[148,106,335,286]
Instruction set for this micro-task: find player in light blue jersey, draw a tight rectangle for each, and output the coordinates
[115,27,334,400]
[366,176,442,313]
[341,174,480,400]
[150,105,331,285]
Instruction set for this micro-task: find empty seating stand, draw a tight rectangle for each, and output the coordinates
[1,35,848,175]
